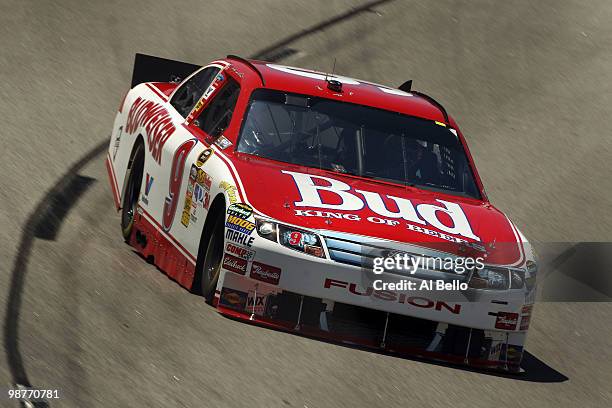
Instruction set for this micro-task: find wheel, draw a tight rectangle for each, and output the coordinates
[121,143,144,240]
[199,216,225,302]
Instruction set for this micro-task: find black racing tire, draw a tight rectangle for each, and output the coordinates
[121,142,145,240]
[199,215,225,302]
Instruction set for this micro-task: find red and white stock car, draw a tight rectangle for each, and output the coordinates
[106,54,537,372]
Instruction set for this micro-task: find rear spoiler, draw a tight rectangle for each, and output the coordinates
[130,53,201,88]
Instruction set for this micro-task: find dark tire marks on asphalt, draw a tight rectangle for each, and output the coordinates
[3,140,107,407]
[250,0,395,61]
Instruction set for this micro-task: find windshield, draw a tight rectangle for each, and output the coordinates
[236,89,481,199]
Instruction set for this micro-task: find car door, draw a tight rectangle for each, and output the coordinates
[164,71,243,256]
[140,65,222,239]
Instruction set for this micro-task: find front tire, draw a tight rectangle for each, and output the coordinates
[121,143,144,240]
[199,216,225,302]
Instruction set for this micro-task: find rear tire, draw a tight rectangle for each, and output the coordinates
[121,143,144,240]
[199,216,225,302]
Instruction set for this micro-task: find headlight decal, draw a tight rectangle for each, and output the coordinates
[255,217,326,258]
[278,225,325,258]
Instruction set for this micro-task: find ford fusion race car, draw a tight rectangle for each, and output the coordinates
[106,54,537,373]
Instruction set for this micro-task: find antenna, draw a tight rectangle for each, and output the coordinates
[324,58,336,82]
[325,58,342,93]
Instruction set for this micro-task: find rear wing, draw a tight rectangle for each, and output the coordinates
[130,53,200,88]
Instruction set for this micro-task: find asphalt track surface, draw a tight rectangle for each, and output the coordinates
[1,0,611,407]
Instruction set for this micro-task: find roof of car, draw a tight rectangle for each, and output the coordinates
[224,57,451,125]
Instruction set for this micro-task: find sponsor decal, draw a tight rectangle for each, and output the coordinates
[504,344,524,362]
[181,165,213,227]
[282,170,480,243]
[485,339,504,360]
[250,262,281,285]
[519,315,531,331]
[190,195,199,223]
[163,139,197,231]
[226,215,255,235]
[226,229,254,247]
[222,253,248,275]
[196,169,212,189]
[228,66,243,78]
[181,164,198,227]
[227,203,253,219]
[126,97,176,164]
[323,278,462,315]
[193,183,204,203]
[519,304,533,330]
[225,243,255,260]
[247,291,267,315]
[196,168,212,211]
[142,173,154,205]
[203,83,217,100]
[287,231,302,247]
[112,125,123,160]
[190,73,223,119]
[193,98,205,113]
[495,312,519,330]
[220,288,248,310]
[196,148,213,167]
[203,191,211,210]
[215,135,232,150]
[219,181,238,204]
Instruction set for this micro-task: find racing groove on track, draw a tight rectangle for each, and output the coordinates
[1,0,611,407]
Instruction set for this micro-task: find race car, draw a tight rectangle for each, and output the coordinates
[106,54,537,373]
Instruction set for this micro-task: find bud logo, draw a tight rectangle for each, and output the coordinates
[222,254,247,275]
[126,97,176,164]
[225,243,255,260]
[323,278,461,314]
[282,171,480,242]
[250,262,281,285]
[495,312,519,330]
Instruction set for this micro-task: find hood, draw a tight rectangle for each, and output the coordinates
[231,154,524,265]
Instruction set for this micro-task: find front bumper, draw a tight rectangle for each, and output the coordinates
[217,273,524,372]
[217,232,531,373]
